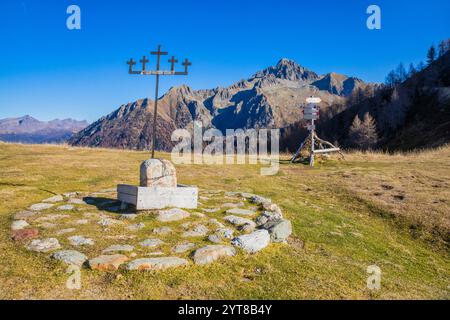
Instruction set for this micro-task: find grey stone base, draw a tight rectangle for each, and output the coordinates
[117,184,198,210]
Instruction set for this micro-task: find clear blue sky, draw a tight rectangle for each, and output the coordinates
[0,0,449,122]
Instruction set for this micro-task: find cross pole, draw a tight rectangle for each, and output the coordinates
[127,44,190,158]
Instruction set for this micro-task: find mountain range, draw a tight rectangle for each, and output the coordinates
[69,58,374,151]
[0,116,88,144]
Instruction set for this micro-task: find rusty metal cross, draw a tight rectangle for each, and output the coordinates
[127,44,191,158]
[140,56,149,71]
[127,58,136,74]
[168,56,178,71]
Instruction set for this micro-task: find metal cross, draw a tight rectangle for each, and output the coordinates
[127,44,191,158]
[168,56,178,71]
[127,58,136,74]
[140,56,149,71]
[150,45,168,70]
[182,58,192,74]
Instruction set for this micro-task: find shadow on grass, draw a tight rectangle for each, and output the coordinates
[82,196,135,214]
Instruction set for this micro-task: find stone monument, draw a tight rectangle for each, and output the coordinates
[117,159,198,210]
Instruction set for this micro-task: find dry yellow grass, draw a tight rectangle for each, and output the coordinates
[0,142,449,300]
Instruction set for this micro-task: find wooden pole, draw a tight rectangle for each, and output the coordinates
[309,118,315,167]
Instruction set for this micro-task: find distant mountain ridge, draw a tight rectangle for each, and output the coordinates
[70,58,375,151]
[0,116,88,144]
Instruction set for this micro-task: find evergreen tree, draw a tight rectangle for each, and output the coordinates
[385,70,398,87]
[427,45,436,65]
[417,61,425,71]
[438,40,446,57]
[408,63,416,77]
[396,63,407,82]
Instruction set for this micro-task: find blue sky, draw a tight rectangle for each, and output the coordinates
[0,0,449,122]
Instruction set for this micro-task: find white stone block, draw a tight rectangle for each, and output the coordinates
[117,184,198,210]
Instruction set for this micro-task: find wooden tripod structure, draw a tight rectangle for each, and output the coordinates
[290,97,344,166]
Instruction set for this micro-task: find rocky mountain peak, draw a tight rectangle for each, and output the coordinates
[252,58,319,82]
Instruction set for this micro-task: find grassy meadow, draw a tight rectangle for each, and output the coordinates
[0,142,449,299]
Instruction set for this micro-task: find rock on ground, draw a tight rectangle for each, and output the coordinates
[89,254,129,271]
[140,239,164,248]
[43,195,64,203]
[127,223,145,231]
[261,219,292,242]
[26,238,61,252]
[208,234,222,243]
[182,224,208,237]
[98,218,123,227]
[157,208,190,222]
[13,211,37,220]
[127,257,188,271]
[231,230,270,253]
[11,220,29,231]
[193,245,236,265]
[12,228,39,242]
[153,227,172,235]
[140,159,177,187]
[224,215,256,233]
[222,202,244,208]
[250,195,271,205]
[51,250,88,267]
[226,208,256,216]
[256,210,283,226]
[57,205,74,211]
[29,203,54,211]
[202,208,220,213]
[171,242,195,253]
[68,198,86,205]
[102,244,134,253]
[68,235,94,246]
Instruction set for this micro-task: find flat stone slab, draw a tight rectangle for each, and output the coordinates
[171,242,195,253]
[102,244,134,253]
[12,228,39,242]
[98,218,123,227]
[89,254,129,271]
[57,205,75,211]
[222,202,244,208]
[140,239,164,248]
[68,235,94,246]
[127,222,145,231]
[11,220,29,231]
[117,184,198,210]
[193,245,236,265]
[231,230,270,253]
[13,211,37,220]
[29,203,54,211]
[182,224,208,238]
[127,257,189,271]
[202,208,220,213]
[26,238,61,252]
[43,195,64,203]
[226,208,256,216]
[68,198,86,205]
[224,215,256,229]
[51,250,88,267]
[153,227,172,235]
[157,208,190,222]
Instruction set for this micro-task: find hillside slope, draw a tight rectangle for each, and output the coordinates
[317,51,450,150]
